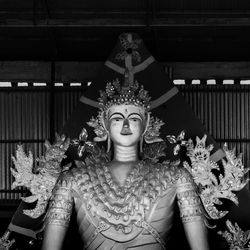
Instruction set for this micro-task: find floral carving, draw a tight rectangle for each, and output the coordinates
[115,33,142,63]
[218,220,250,250]
[183,135,249,219]
[11,134,70,218]
[0,230,15,250]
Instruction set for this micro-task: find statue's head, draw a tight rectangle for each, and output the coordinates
[87,79,164,152]
[106,104,146,148]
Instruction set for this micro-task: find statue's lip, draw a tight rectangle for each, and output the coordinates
[120,129,133,135]
[120,127,132,135]
[120,132,133,135]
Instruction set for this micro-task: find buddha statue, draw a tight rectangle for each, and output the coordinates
[42,79,209,250]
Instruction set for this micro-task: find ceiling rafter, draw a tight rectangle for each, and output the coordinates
[2,17,250,27]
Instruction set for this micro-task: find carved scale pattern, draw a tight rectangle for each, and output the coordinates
[72,157,181,235]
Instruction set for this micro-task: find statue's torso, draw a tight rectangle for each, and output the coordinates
[46,154,203,250]
[70,160,184,250]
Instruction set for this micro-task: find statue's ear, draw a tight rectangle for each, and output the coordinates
[142,112,150,136]
[100,111,109,133]
[99,111,111,152]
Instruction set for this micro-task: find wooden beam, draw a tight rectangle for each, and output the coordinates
[165,62,250,79]
[0,61,102,82]
[2,17,250,27]
[0,62,51,82]
[2,11,250,27]
[1,61,250,82]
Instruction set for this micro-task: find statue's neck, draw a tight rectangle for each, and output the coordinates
[110,144,139,186]
[112,144,138,162]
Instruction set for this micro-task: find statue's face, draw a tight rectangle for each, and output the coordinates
[107,104,145,147]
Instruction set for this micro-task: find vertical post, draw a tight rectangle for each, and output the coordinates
[32,0,37,26]
[43,0,58,143]
[49,60,55,143]
[165,66,173,80]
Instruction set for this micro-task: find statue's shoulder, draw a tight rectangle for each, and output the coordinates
[161,160,194,185]
[54,162,88,192]
[55,169,75,188]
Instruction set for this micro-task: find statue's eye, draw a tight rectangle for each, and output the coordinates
[129,117,141,122]
[112,117,122,122]
[132,118,139,122]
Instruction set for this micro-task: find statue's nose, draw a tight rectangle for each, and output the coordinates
[121,119,132,135]
[123,119,130,128]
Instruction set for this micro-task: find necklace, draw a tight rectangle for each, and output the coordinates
[74,147,172,234]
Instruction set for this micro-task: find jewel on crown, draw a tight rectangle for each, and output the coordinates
[98,79,151,112]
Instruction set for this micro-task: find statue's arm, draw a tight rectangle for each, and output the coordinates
[182,220,209,250]
[42,175,74,250]
[42,225,68,250]
[176,168,209,250]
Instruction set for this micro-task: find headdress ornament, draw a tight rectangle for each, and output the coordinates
[87,79,164,145]
[98,78,151,112]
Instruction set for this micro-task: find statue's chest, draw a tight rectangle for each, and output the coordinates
[74,163,167,240]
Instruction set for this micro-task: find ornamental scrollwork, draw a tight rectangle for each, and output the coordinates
[11,134,71,218]
[218,220,250,250]
[167,132,249,220]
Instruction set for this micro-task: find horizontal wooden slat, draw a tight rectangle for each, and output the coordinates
[0,62,102,82]
[1,61,250,82]
[2,17,250,27]
[166,62,250,79]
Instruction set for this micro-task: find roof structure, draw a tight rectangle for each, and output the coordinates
[1,0,250,61]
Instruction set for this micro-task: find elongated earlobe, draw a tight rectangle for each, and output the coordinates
[140,112,150,153]
[106,132,111,153]
[140,135,143,154]
[143,112,150,135]
[100,111,111,152]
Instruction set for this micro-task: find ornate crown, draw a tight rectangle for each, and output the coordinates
[87,79,164,144]
[98,79,151,112]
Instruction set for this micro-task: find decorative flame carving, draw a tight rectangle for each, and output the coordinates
[11,134,70,218]
[167,131,249,220]
[183,135,249,219]
[0,230,15,250]
[218,220,250,250]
